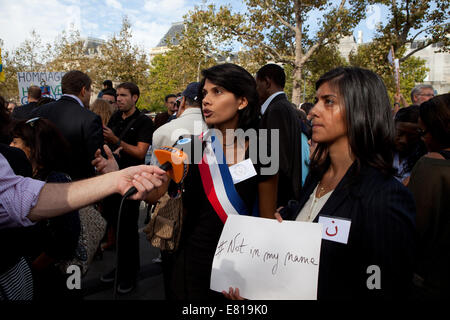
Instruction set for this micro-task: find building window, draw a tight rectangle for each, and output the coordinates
[411,41,426,49]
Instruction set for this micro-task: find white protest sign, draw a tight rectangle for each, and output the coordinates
[210,215,322,300]
[17,72,66,105]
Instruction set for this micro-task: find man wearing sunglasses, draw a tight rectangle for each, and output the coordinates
[102,88,118,111]
[153,94,178,130]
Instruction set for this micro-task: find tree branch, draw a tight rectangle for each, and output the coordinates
[303,0,347,64]
[399,41,433,62]
[409,22,450,43]
[260,41,293,65]
[263,0,298,35]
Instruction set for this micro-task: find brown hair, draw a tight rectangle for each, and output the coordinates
[61,70,91,95]
[90,98,115,126]
[28,85,42,100]
[117,82,140,102]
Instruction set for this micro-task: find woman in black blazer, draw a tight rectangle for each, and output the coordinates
[225,67,416,300]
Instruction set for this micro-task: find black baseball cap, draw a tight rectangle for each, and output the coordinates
[182,82,201,101]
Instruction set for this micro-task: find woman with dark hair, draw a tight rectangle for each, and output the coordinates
[142,63,276,300]
[10,117,81,300]
[408,93,450,299]
[393,105,427,186]
[226,67,416,300]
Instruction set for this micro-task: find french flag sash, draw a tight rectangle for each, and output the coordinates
[198,130,249,223]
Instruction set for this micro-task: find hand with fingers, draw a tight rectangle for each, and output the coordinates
[112,146,123,157]
[92,144,119,174]
[116,165,168,201]
[274,206,284,223]
[103,125,118,144]
[222,287,245,300]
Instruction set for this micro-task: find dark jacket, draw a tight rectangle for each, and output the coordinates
[31,95,104,180]
[11,102,39,120]
[153,111,170,130]
[408,156,450,297]
[259,93,304,206]
[281,162,416,300]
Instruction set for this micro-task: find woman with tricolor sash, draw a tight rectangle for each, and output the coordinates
[144,63,277,300]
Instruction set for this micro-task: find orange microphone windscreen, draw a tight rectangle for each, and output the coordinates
[154,147,189,183]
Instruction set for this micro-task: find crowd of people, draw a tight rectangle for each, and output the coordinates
[0,63,449,301]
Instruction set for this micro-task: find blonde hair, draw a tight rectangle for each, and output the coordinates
[90,98,115,126]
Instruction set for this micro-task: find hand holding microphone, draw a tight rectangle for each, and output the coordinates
[123,139,190,198]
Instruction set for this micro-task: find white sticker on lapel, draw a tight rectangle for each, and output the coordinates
[229,158,257,184]
[318,216,351,244]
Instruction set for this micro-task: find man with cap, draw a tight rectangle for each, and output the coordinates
[150,82,207,163]
[146,82,207,299]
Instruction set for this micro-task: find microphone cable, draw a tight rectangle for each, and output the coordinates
[112,162,173,299]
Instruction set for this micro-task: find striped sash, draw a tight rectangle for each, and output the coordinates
[198,130,249,223]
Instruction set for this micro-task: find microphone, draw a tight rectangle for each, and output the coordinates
[123,139,189,198]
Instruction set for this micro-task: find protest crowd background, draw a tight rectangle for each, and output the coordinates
[0,0,449,302]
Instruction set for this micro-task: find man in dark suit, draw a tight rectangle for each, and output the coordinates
[12,86,42,120]
[256,64,304,210]
[31,70,103,181]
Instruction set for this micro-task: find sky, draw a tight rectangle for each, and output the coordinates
[0,0,389,53]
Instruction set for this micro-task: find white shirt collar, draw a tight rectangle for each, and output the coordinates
[261,91,285,115]
[178,107,202,118]
[62,94,85,108]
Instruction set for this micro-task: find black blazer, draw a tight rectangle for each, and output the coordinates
[282,162,416,300]
[11,102,38,120]
[31,96,104,180]
[259,93,303,206]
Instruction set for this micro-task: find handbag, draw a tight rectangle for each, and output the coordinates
[143,192,183,251]
[58,204,107,276]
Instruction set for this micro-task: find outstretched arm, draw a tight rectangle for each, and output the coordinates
[28,165,167,222]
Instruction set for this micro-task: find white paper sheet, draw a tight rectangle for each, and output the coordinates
[210,215,322,300]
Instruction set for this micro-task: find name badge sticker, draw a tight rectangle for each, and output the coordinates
[318,216,351,244]
[229,158,257,184]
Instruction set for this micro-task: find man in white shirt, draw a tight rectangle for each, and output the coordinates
[151,82,207,164]
[147,82,207,294]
